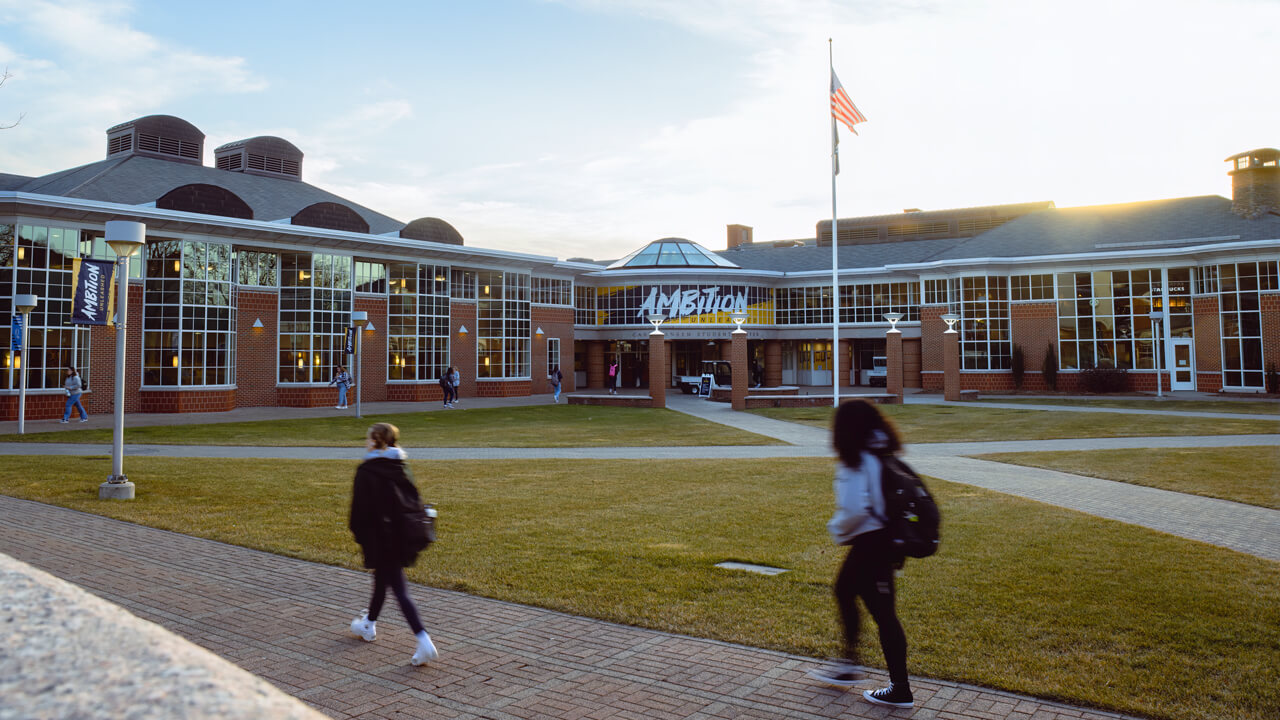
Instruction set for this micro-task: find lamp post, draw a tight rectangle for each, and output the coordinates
[647,314,666,408]
[1148,311,1164,398]
[100,220,145,500]
[351,310,368,418]
[14,294,38,435]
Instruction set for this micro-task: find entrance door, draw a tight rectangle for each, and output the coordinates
[1169,339,1195,390]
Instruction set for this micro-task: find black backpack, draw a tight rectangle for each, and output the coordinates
[879,455,941,560]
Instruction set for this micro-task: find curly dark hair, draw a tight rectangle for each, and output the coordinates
[832,400,902,469]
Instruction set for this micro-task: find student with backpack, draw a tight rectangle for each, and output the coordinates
[807,399,938,709]
[550,364,563,403]
[329,365,352,409]
[439,366,455,408]
[348,423,439,666]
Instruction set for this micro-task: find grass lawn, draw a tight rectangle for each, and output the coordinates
[0,405,780,447]
[974,397,1280,415]
[973,446,1280,509]
[750,404,1280,442]
[1,456,1276,720]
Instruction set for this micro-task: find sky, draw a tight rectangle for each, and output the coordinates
[0,0,1277,262]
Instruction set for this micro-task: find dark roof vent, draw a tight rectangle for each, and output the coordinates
[214,136,303,181]
[399,217,464,245]
[105,115,204,165]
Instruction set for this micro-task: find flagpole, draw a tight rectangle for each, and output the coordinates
[829,39,840,408]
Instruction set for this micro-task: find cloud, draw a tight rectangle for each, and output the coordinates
[0,0,266,174]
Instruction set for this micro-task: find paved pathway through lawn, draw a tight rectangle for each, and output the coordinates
[0,495,1139,720]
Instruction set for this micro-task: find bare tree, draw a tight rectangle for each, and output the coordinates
[1,67,25,130]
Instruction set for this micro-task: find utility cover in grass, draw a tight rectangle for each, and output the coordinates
[715,561,788,576]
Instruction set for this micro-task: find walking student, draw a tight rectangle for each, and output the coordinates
[348,422,439,666]
[807,400,914,709]
[550,364,563,403]
[329,365,352,409]
[439,366,455,408]
[60,366,88,423]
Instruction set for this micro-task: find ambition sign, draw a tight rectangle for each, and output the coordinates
[637,286,748,322]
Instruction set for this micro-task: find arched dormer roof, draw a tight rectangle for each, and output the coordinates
[399,217,464,245]
[292,202,370,234]
[156,183,254,220]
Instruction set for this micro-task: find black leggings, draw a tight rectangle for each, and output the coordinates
[835,529,908,687]
[367,566,425,635]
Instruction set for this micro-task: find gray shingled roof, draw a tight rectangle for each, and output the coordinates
[930,196,1280,260]
[715,195,1280,273]
[11,155,404,234]
[0,173,34,191]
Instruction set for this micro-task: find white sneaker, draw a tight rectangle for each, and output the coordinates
[59,419,69,424]
[349,611,376,642]
[79,418,88,422]
[410,631,438,665]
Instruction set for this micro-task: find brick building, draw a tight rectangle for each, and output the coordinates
[1,115,1277,420]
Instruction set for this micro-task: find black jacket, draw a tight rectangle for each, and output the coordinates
[348,454,423,569]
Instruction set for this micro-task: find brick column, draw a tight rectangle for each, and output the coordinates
[731,330,748,410]
[649,331,666,408]
[587,341,604,390]
[943,329,960,401]
[838,339,852,388]
[764,340,782,387]
[886,330,904,404]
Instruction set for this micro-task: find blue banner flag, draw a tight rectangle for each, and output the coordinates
[70,258,116,326]
[10,314,21,352]
[345,326,355,355]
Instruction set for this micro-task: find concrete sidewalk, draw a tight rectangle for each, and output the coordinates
[0,496,1139,720]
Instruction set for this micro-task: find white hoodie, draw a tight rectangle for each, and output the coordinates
[826,451,886,545]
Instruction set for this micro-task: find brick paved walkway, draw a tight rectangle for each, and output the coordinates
[0,496,1138,720]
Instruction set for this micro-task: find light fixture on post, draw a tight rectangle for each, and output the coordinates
[883,312,904,332]
[351,310,369,418]
[14,293,38,435]
[1148,310,1164,398]
[100,220,146,500]
[729,311,749,334]
[647,313,665,335]
[941,313,959,334]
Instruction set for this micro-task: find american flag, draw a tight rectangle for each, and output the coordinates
[830,71,866,135]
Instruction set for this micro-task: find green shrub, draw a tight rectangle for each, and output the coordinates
[1042,343,1058,391]
[1081,365,1129,393]
[1011,345,1025,389]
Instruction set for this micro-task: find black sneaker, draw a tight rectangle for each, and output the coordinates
[805,661,865,687]
[863,684,913,708]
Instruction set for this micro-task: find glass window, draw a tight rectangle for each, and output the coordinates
[2,224,93,391]
[143,238,236,387]
[477,271,530,379]
[532,277,572,305]
[959,276,1011,370]
[387,263,450,382]
[1216,261,1271,389]
[547,337,561,376]
[277,253,353,383]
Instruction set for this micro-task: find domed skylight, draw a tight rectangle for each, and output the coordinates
[606,238,739,270]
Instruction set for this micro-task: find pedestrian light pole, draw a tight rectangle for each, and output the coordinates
[1148,310,1164,398]
[14,294,38,435]
[100,220,146,500]
[351,310,368,418]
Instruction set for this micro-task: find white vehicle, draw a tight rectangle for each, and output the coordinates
[677,360,732,395]
[866,356,887,387]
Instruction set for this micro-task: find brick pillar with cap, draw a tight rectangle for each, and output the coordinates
[649,331,666,409]
[944,328,960,401]
[731,329,748,410]
[886,329,904,404]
